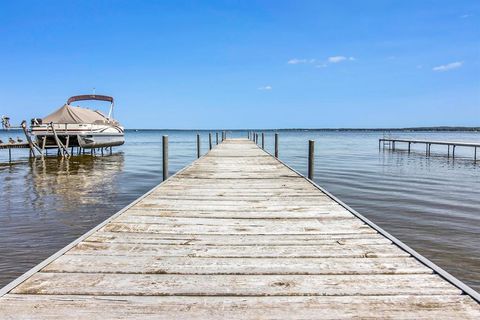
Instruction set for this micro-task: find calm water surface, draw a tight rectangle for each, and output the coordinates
[1,130,479,291]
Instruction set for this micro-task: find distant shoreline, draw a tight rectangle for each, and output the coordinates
[126,127,480,132]
[2,127,479,132]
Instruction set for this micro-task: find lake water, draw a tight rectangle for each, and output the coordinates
[1,130,479,291]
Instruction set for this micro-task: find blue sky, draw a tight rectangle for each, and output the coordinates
[0,0,479,129]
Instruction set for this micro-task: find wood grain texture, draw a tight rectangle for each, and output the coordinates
[0,138,478,318]
[12,273,460,296]
[2,295,479,320]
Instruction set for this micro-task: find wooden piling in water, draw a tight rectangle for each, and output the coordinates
[261,133,265,149]
[162,135,168,181]
[197,134,201,158]
[308,140,314,180]
[209,133,212,150]
[274,133,279,158]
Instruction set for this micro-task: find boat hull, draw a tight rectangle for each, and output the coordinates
[77,133,125,148]
[30,123,125,149]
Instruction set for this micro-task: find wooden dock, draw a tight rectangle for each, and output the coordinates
[0,138,479,319]
[379,138,479,161]
[0,142,30,163]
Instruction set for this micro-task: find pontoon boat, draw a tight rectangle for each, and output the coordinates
[29,95,125,151]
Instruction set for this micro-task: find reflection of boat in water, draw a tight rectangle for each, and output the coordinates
[29,95,125,150]
[28,153,125,208]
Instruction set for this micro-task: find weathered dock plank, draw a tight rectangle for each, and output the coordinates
[0,138,479,319]
[84,232,390,245]
[1,295,478,320]
[42,256,430,275]
[11,273,459,296]
[65,242,408,258]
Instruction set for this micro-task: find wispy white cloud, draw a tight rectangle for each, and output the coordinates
[258,85,272,91]
[328,56,347,63]
[288,55,355,68]
[287,58,315,64]
[460,14,472,18]
[432,61,463,72]
[327,56,355,63]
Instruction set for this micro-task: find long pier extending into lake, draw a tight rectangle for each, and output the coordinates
[0,138,479,318]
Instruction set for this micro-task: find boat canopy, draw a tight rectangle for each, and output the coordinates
[67,95,114,105]
[43,104,113,124]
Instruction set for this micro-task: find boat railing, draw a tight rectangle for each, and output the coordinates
[33,123,96,133]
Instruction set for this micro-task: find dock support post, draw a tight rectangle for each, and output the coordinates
[261,133,264,149]
[308,140,314,180]
[248,131,250,140]
[453,145,456,159]
[274,133,279,158]
[216,132,219,145]
[209,133,212,150]
[162,135,168,181]
[448,145,450,158]
[197,134,201,158]
[378,139,381,151]
[475,147,477,163]
[426,144,428,156]
[408,142,411,154]
[8,148,11,164]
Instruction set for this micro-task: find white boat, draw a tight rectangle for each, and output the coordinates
[30,95,125,150]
